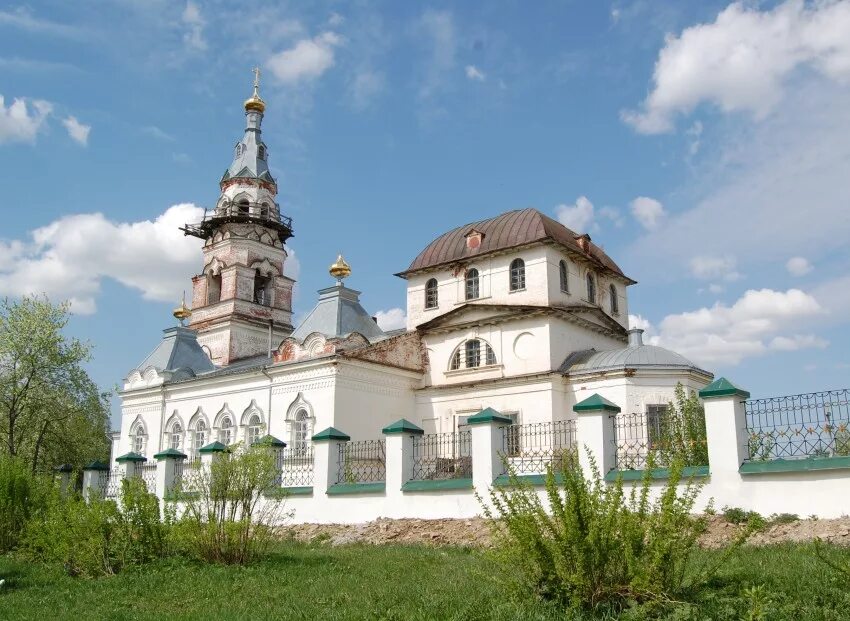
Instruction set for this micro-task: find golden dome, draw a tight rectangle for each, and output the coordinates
[244,66,266,113]
[329,254,352,281]
[173,293,192,325]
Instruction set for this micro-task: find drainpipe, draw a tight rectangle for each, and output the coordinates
[263,319,275,433]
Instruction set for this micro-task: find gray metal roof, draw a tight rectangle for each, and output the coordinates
[220,109,275,185]
[292,282,386,343]
[560,329,711,377]
[132,327,215,378]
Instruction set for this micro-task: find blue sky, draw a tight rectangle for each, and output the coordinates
[1,0,849,424]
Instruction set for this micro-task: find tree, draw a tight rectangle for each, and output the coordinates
[653,383,709,467]
[0,296,110,473]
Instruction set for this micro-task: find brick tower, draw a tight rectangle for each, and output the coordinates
[182,69,294,365]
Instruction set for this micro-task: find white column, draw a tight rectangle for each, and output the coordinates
[154,450,186,501]
[54,464,73,497]
[383,419,423,498]
[573,394,619,479]
[467,409,512,493]
[311,427,350,495]
[700,378,750,483]
[82,461,108,502]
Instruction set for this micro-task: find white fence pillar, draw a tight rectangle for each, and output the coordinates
[54,464,73,497]
[573,393,620,478]
[82,460,108,502]
[467,408,513,493]
[199,441,228,474]
[700,377,750,485]
[383,419,423,498]
[115,451,146,480]
[311,427,350,495]
[154,448,186,501]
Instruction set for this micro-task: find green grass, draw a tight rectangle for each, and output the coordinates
[1,542,850,620]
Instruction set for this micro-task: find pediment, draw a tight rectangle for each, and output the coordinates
[416,304,550,333]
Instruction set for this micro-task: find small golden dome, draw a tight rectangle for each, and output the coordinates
[244,66,266,113]
[173,293,192,325]
[329,254,352,281]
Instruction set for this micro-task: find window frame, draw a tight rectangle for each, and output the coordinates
[170,423,182,450]
[609,283,619,315]
[247,414,262,446]
[449,338,498,371]
[293,409,309,455]
[424,278,439,310]
[646,404,669,450]
[559,260,569,293]
[465,268,480,300]
[586,271,596,304]
[219,416,233,446]
[509,258,526,292]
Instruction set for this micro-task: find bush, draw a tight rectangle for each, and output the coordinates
[22,477,170,577]
[770,513,799,526]
[0,455,51,552]
[482,451,746,613]
[723,506,767,530]
[170,442,291,565]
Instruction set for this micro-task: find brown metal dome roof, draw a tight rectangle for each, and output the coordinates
[396,208,634,282]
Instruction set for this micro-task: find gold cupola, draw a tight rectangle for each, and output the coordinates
[173,292,192,326]
[244,66,266,113]
[329,254,352,282]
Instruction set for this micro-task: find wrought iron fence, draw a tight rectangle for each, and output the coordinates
[275,446,314,487]
[498,420,576,475]
[337,439,386,484]
[174,459,201,491]
[101,470,122,499]
[136,461,158,493]
[745,389,850,461]
[612,411,708,470]
[411,431,472,481]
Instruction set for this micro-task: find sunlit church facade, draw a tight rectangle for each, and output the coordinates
[113,77,714,463]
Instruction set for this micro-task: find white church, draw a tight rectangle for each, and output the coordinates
[113,76,714,465]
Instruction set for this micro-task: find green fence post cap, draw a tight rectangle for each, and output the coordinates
[699,377,750,399]
[252,434,287,447]
[382,418,425,435]
[573,393,621,413]
[466,407,513,425]
[153,448,188,460]
[116,451,147,463]
[198,441,229,454]
[312,427,351,442]
[83,460,109,471]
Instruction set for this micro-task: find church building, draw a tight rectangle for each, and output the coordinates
[114,76,713,464]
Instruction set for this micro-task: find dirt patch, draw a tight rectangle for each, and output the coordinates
[282,516,850,549]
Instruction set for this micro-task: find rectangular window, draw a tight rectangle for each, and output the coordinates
[646,404,669,450]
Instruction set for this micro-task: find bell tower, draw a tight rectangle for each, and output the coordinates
[181,68,295,365]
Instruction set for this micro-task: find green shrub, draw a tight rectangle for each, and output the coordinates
[770,513,799,526]
[653,383,710,467]
[723,506,767,529]
[22,476,171,577]
[170,442,291,565]
[0,455,51,552]
[482,451,747,613]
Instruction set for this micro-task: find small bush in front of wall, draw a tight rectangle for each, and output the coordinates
[0,456,51,553]
[482,451,750,614]
[770,513,800,526]
[653,383,709,467]
[723,506,767,530]
[170,441,292,565]
[22,477,171,577]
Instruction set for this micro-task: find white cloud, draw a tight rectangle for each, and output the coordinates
[141,125,175,142]
[374,307,406,331]
[641,288,826,366]
[629,196,664,230]
[417,10,456,100]
[786,256,813,276]
[182,1,207,52]
[599,206,624,227]
[0,204,205,314]
[266,31,341,85]
[622,1,850,133]
[686,120,703,155]
[328,12,344,28]
[689,255,742,282]
[554,196,595,233]
[0,95,52,144]
[62,115,90,146]
[350,69,385,110]
[465,65,486,81]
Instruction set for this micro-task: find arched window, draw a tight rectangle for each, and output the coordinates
[133,427,146,455]
[586,272,596,304]
[207,274,222,304]
[465,268,480,300]
[170,422,182,450]
[192,420,207,458]
[237,199,249,215]
[235,144,242,157]
[509,258,525,291]
[293,409,309,454]
[425,278,438,309]
[254,270,271,306]
[559,260,569,293]
[259,202,269,218]
[609,284,619,315]
[219,416,233,445]
[258,145,266,160]
[247,414,262,445]
[449,339,497,370]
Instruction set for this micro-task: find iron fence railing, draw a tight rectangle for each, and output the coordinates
[611,411,708,470]
[136,462,158,493]
[174,459,201,490]
[745,389,850,461]
[411,431,472,481]
[275,446,314,487]
[337,439,386,484]
[498,420,576,476]
[101,470,122,499]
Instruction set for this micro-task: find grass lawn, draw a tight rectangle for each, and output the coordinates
[1,542,850,620]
